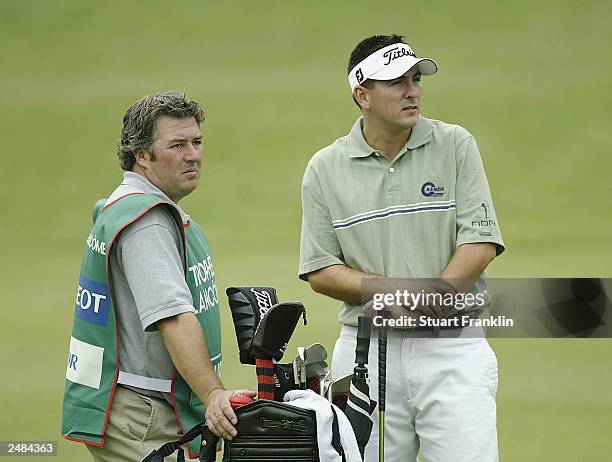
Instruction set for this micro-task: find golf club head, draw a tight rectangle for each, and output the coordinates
[304,343,327,364]
[325,373,352,410]
[300,343,328,389]
[305,360,328,378]
[304,360,328,394]
[292,352,304,386]
[297,347,307,389]
[319,370,332,397]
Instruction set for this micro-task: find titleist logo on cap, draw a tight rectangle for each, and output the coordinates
[348,41,437,91]
[383,46,416,65]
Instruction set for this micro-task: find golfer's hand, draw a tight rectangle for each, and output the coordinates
[205,389,256,440]
[362,299,421,325]
[412,279,460,318]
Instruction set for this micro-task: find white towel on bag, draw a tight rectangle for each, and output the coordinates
[284,389,362,462]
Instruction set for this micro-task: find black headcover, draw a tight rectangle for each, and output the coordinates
[273,363,297,401]
[227,287,306,364]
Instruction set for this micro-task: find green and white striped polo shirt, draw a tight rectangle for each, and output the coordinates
[299,115,505,326]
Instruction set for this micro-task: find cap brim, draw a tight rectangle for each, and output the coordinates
[370,57,438,81]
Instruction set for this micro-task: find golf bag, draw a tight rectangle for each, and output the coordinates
[143,399,346,462]
[143,286,361,461]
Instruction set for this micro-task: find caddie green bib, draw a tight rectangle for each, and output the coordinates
[61,193,221,456]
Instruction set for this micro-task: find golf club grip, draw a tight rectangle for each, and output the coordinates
[355,316,372,365]
[378,328,387,412]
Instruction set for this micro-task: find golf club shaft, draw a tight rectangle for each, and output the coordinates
[302,349,307,389]
[378,324,387,462]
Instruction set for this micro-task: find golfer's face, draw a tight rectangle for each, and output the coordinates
[367,67,422,130]
[146,116,202,203]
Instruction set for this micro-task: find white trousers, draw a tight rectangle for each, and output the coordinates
[332,325,499,462]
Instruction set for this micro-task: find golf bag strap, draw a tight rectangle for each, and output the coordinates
[141,422,205,462]
[330,406,346,462]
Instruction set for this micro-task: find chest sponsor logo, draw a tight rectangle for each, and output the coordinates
[421,181,445,197]
[66,336,104,389]
[188,255,219,314]
[75,275,111,326]
[188,255,215,286]
[86,233,106,256]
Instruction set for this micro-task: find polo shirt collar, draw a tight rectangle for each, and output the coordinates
[120,171,191,225]
[347,118,375,158]
[406,115,433,149]
[347,115,434,158]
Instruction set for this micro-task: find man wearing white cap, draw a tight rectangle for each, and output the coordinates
[299,34,504,461]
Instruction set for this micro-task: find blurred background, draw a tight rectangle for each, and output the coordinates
[1,1,610,460]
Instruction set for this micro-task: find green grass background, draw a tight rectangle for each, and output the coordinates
[1,1,610,460]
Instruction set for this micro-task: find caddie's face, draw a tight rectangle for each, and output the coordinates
[141,116,203,203]
[364,66,422,131]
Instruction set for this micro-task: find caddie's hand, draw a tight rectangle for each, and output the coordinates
[205,389,256,440]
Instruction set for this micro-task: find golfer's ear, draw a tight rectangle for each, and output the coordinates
[354,86,370,110]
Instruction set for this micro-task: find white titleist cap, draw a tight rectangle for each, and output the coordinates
[348,42,438,91]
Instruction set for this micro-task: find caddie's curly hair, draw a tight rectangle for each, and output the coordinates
[117,91,205,171]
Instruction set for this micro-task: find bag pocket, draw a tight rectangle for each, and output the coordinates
[224,436,318,461]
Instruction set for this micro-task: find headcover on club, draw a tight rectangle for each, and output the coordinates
[226,287,307,364]
[272,363,295,401]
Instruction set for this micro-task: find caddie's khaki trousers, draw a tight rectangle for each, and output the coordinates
[87,385,189,462]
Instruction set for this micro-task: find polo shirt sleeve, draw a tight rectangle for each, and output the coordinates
[299,162,345,280]
[455,136,505,255]
[118,207,196,331]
